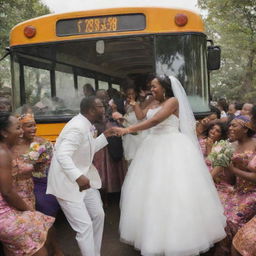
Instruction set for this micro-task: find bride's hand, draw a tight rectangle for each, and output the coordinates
[112,127,130,136]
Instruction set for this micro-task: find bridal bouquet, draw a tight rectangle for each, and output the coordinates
[24,141,53,178]
[25,141,53,164]
[208,140,234,167]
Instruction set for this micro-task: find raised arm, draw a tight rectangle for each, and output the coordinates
[130,101,148,120]
[115,97,178,135]
[0,148,31,211]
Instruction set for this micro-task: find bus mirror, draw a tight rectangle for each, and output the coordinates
[207,45,221,70]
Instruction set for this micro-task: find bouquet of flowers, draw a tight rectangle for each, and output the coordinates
[208,140,235,167]
[25,141,53,164]
[24,141,53,178]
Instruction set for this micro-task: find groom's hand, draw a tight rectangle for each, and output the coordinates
[76,175,91,191]
[103,127,116,137]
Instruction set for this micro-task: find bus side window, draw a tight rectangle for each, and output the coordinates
[98,80,109,90]
[112,84,121,91]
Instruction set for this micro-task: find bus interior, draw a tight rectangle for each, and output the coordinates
[11,32,210,122]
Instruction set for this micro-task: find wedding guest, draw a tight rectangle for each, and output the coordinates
[240,103,253,117]
[199,121,227,158]
[17,113,63,255]
[0,112,54,256]
[93,90,127,206]
[122,86,145,163]
[0,96,11,112]
[217,98,228,118]
[214,115,256,256]
[83,83,95,97]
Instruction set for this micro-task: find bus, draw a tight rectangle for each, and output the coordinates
[7,7,220,142]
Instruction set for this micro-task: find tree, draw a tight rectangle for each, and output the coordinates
[0,0,51,88]
[198,0,256,102]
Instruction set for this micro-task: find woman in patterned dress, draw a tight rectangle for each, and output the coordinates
[231,216,256,256]
[14,113,63,255]
[214,115,256,256]
[0,112,54,256]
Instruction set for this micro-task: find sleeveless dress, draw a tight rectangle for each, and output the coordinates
[214,152,256,256]
[119,107,226,256]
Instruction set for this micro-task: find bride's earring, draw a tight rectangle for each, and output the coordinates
[163,91,166,100]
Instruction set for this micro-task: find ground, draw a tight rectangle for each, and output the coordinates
[56,193,140,256]
[55,192,215,256]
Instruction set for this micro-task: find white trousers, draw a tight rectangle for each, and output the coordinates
[57,189,105,256]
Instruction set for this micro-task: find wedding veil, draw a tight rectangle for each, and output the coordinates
[169,76,201,151]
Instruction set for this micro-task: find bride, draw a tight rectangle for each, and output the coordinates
[113,75,226,256]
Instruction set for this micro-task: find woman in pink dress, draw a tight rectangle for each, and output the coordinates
[214,115,256,256]
[0,112,54,256]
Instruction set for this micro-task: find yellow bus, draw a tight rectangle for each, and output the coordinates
[7,7,220,142]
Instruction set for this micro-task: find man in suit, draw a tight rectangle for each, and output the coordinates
[47,96,115,256]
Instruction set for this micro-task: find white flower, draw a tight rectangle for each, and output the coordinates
[29,151,40,161]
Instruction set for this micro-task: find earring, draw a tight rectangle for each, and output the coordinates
[163,92,166,100]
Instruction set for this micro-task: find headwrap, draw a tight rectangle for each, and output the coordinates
[233,115,255,131]
[18,113,35,124]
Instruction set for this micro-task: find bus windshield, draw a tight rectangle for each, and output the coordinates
[11,33,209,121]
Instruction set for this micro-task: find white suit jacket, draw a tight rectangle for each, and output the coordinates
[46,113,108,202]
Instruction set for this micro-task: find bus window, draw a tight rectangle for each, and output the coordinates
[112,84,121,91]
[156,34,210,113]
[55,70,76,114]
[24,66,51,104]
[98,81,109,90]
[77,76,95,98]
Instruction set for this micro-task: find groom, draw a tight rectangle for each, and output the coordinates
[47,96,115,256]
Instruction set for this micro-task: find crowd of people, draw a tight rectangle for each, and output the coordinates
[0,76,256,256]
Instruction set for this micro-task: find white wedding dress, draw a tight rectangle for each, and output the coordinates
[119,107,226,256]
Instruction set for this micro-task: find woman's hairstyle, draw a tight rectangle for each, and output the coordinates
[205,121,227,140]
[113,98,125,115]
[0,112,12,141]
[251,104,256,124]
[153,75,174,98]
[210,105,221,119]
[232,115,256,137]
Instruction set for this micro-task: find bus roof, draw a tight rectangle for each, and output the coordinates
[10,7,204,47]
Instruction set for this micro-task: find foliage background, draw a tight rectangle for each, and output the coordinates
[0,0,50,90]
[198,0,256,103]
[0,1,255,103]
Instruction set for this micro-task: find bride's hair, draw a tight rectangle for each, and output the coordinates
[155,75,174,98]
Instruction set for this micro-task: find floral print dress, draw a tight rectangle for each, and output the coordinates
[232,215,256,256]
[214,152,256,256]
[0,156,54,256]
